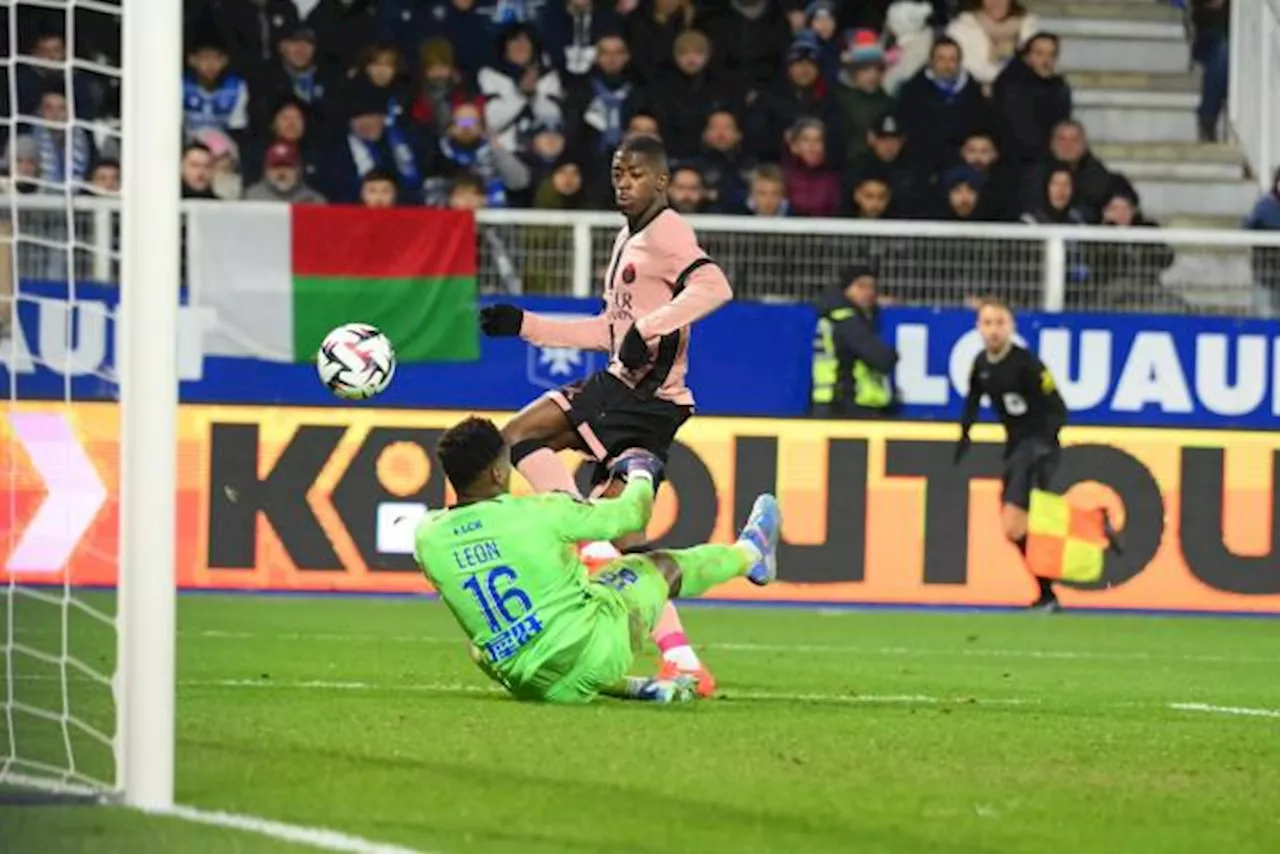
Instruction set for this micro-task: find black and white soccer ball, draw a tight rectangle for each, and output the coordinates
[317,323,396,400]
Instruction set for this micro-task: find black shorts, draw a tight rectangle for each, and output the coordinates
[548,371,692,487]
[1001,440,1061,510]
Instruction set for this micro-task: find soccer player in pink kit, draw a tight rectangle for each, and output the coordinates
[478,134,733,697]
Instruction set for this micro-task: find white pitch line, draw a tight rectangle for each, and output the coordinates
[22,675,1280,721]
[12,626,1279,665]
[709,641,1278,664]
[2,771,432,854]
[5,674,1034,706]
[1169,703,1280,719]
[181,629,1280,665]
[177,677,1042,708]
[152,805,430,854]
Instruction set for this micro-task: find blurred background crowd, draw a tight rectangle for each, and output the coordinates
[1,0,1262,235]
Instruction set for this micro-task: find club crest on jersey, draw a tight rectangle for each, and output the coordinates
[621,263,636,284]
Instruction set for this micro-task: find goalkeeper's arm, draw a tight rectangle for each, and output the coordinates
[548,475,656,544]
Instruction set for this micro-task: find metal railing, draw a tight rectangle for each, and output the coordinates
[1230,0,1280,190]
[5,196,1280,316]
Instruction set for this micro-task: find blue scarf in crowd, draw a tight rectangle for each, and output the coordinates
[439,137,507,207]
[586,75,630,152]
[34,125,91,185]
[350,120,423,199]
[290,67,319,103]
[925,68,970,103]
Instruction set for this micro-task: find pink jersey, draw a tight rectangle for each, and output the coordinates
[520,208,732,406]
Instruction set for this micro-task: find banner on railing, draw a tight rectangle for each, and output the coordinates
[3,403,1277,613]
[4,284,1280,427]
[1,285,814,416]
[883,307,1280,428]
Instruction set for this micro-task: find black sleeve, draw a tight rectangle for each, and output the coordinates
[831,312,899,374]
[1027,353,1068,431]
[960,357,983,437]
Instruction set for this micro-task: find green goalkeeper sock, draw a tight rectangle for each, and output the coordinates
[668,544,754,599]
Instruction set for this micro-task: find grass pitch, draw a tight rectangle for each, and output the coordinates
[2,593,1279,853]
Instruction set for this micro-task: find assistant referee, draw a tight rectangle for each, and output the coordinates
[954,297,1070,611]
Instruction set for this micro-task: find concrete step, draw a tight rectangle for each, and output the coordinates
[1068,70,1198,94]
[1032,0,1183,5]
[1028,1,1183,21]
[1091,141,1243,163]
[1110,160,1242,181]
[1039,17,1186,38]
[1074,88,1196,109]
[1058,34,1190,73]
[1095,142,1245,179]
[1075,103,1199,143]
[1131,178,1259,218]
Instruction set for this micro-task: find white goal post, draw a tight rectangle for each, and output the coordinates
[115,0,180,808]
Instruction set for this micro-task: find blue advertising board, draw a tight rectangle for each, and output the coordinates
[880,307,1280,428]
[3,280,1278,428]
[0,283,813,416]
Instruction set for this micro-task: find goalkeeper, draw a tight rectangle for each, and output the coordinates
[414,416,780,704]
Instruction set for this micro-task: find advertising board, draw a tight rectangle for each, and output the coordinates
[4,404,1276,612]
[6,283,1280,427]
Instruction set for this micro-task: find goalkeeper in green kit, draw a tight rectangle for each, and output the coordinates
[414,417,780,704]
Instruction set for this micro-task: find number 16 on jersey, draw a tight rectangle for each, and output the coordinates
[462,566,542,663]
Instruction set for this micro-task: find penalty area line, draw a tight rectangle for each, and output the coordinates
[150,804,432,854]
[188,677,1036,708]
[1,771,431,854]
[1169,702,1280,719]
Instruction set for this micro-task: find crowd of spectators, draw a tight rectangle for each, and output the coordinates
[2,0,1164,231]
[0,0,1265,309]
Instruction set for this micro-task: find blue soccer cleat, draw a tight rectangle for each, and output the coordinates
[738,493,780,586]
[635,674,699,703]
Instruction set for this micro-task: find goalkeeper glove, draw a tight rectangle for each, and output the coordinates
[608,448,664,482]
[953,433,972,464]
[619,323,650,370]
[480,304,524,337]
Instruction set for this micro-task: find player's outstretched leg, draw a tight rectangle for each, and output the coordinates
[650,493,780,693]
[738,493,780,586]
[503,397,583,496]
[588,473,717,696]
[656,493,781,599]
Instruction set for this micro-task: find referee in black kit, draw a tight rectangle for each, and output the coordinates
[953,297,1118,611]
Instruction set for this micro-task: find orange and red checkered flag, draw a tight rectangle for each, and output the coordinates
[1025,489,1108,583]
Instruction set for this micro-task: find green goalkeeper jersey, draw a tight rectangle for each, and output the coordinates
[413,478,654,686]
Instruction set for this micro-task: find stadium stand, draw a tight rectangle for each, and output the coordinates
[4,0,1275,313]
[0,0,1157,220]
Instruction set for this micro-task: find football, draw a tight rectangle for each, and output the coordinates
[316,323,396,400]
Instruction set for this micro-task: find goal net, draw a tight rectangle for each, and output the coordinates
[1,0,124,798]
[2,0,176,805]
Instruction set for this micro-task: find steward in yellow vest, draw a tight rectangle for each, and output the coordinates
[810,264,899,418]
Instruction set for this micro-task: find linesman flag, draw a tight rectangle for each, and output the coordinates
[1025,489,1109,583]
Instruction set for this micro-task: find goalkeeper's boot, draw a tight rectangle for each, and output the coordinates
[738,493,781,586]
[636,674,698,704]
[658,658,718,699]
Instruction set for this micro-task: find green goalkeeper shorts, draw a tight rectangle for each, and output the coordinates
[516,555,671,704]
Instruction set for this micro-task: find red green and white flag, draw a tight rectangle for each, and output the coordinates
[190,205,479,362]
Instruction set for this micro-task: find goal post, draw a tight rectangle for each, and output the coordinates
[115,0,181,808]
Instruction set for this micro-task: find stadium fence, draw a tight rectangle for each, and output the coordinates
[5,196,1280,317]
